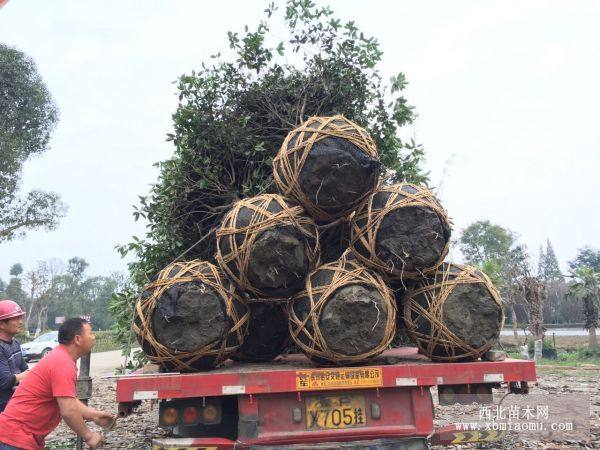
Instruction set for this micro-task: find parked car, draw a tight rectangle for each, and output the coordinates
[20,331,59,361]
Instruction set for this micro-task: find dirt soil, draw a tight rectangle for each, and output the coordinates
[45,368,599,449]
[298,135,380,216]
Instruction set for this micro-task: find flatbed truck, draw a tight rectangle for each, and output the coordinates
[115,347,536,449]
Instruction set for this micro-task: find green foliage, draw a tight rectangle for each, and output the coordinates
[92,330,121,353]
[567,267,600,331]
[1,264,26,303]
[3,278,26,304]
[0,258,122,335]
[538,239,564,282]
[459,220,516,265]
[480,259,502,285]
[0,44,66,243]
[460,220,528,296]
[110,0,429,366]
[551,347,600,366]
[0,43,59,193]
[576,347,600,359]
[43,260,122,330]
[9,263,23,277]
[108,288,139,363]
[527,338,556,358]
[569,246,600,273]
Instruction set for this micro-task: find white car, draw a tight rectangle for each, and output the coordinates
[20,331,59,361]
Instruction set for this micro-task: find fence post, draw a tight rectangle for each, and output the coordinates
[76,352,92,450]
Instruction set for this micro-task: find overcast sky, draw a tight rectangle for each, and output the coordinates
[1,0,599,280]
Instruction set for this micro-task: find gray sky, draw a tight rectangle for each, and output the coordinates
[1,0,599,280]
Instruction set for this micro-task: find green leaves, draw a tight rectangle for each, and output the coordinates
[111,0,429,369]
[0,44,64,242]
[390,73,408,94]
[0,190,67,243]
[567,267,600,331]
[459,220,516,265]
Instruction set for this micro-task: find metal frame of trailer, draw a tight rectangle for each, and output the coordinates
[116,348,536,449]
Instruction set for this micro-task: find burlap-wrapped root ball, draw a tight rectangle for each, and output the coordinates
[351,183,451,281]
[216,194,319,300]
[289,253,396,366]
[230,301,289,363]
[273,115,380,223]
[390,286,415,348]
[403,263,504,362]
[133,260,250,372]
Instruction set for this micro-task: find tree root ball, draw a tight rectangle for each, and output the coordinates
[319,220,352,264]
[273,115,380,223]
[230,301,290,362]
[288,254,396,366]
[390,286,415,348]
[133,260,250,372]
[351,183,451,280]
[403,263,504,362]
[216,194,319,299]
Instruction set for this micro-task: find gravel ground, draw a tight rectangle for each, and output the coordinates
[45,368,599,449]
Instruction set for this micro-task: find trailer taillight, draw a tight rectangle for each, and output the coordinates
[201,404,220,424]
[159,398,222,427]
[182,406,198,424]
[161,407,178,426]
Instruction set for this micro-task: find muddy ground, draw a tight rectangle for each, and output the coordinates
[45,367,599,449]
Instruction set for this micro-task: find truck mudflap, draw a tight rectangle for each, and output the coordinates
[151,437,428,450]
[430,424,508,446]
[151,437,234,450]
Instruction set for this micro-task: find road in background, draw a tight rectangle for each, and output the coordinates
[28,349,128,377]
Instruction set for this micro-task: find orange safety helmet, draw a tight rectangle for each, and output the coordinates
[0,300,25,321]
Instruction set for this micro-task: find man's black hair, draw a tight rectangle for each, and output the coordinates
[58,318,89,345]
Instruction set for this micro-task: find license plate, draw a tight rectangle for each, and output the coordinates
[306,395,367,430]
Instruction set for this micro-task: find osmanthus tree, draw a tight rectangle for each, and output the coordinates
[109,0,429,362]
[0,44,66,242]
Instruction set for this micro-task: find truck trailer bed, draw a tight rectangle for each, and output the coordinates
[116,347,536,402]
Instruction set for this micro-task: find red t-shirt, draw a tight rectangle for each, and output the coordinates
[0,345,77,450]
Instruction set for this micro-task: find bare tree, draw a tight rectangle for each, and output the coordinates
[518,267,547,361]
[22,262,50,336]
[22,259,64,335]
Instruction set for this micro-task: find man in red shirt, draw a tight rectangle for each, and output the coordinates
[0,318,114,450]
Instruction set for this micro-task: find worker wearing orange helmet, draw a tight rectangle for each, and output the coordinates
[0,300,29,412]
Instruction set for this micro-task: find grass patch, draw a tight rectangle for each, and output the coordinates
[92,330,121,353]
[508,346,600,367]
[540,347,600,366]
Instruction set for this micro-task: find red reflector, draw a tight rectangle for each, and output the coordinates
[182,406,198,424]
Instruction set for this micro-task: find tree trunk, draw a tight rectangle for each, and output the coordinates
[35,309,43,337]
[533,339,543,362]
[24,291,37,337]
[589,327,599,350]
[509,303,519,341]
[38,305,49,334]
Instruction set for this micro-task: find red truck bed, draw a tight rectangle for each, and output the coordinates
[116,348,536,449]
[117,347,535,402]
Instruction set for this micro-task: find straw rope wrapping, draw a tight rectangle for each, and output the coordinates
[288,254,397,365]
[216,194,320,300]
[273,115,379,222]
[350,183,451,280]
[403,263,505,362]
[133,260,250,372]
